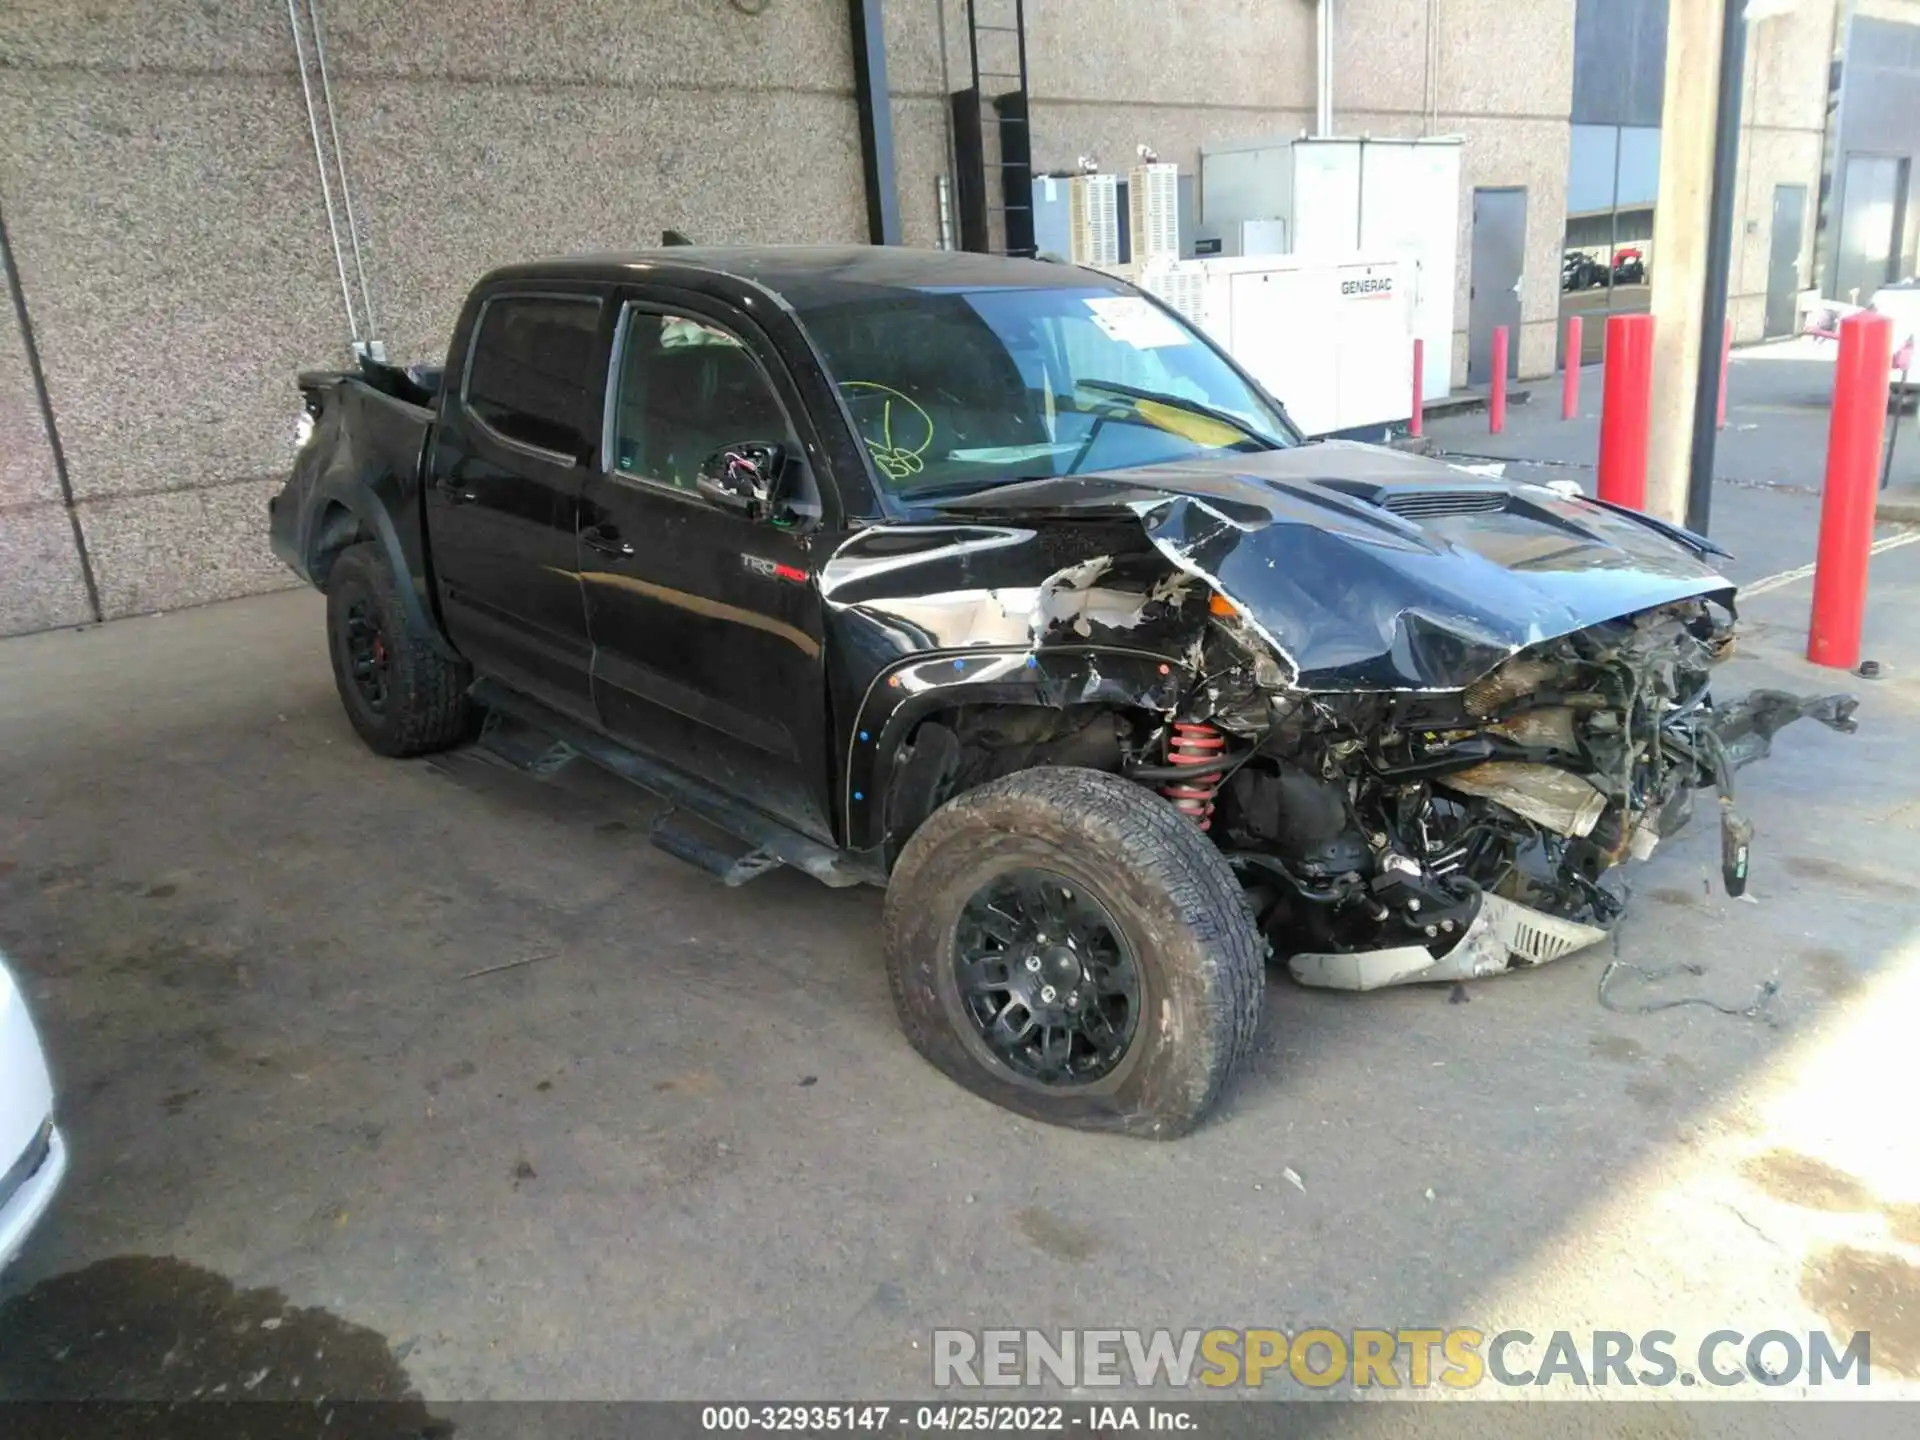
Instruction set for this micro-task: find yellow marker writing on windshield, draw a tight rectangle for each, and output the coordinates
[839,381,934,480]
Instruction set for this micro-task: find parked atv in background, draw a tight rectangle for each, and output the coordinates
[1562,252,1608,291]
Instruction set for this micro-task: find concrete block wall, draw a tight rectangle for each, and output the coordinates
[4,0,1820,638]
[0,0,869,638]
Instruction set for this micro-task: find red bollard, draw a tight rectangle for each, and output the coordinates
[1807,311,1894,670]
[1409,337,1425,438]
[1563,315,1583,420]
[1717,319,1732,430]
[1490,326,1509,434]
[1596,313,1655,509]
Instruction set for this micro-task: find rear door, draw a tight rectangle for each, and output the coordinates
[577,295,834,841]
[424,290,605,720]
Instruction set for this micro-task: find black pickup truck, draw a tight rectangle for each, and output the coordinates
[272,245,1853,1136]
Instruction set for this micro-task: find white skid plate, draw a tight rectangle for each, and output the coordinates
[1287,893,1608,991]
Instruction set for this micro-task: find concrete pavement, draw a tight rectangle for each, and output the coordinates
[0,481,1915,1417]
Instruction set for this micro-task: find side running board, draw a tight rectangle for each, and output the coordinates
[467,679,871,889]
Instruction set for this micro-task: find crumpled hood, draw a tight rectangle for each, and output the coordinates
[932,441,1736,690]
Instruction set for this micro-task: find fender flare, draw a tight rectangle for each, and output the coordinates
[841,645,1188,856]
[309,474,463,663]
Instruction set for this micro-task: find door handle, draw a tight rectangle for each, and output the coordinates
[581,525,635,558]
[438,479,478,505]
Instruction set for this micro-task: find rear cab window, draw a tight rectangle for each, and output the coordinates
[463,294,604,458]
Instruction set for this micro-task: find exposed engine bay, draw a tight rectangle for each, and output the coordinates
[857,449,1862,990]
[1147,593,1858,988]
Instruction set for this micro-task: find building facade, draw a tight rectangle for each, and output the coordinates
[1560,0,1920,364]
[1,0,1913,637]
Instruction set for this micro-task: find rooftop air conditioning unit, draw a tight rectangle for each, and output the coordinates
[1129,162,1181,263]
[1068,172,1121,267]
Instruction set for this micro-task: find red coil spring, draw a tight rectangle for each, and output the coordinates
[1160,721,1227,830]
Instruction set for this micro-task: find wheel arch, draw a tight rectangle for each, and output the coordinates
[844,646,1191,861]
[308,473,459,662]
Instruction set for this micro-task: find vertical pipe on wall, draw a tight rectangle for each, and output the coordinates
[1683,0,1748,536]
[307,0,378,345]
[287,0,360,346]
[1316,0,1334,137]
[1424,0,1439,136]
[934,0,959,205]
[849,0,902,245]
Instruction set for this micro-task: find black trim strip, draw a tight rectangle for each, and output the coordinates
[0,201,103,625]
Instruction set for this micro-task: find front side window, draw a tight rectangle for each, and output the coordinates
[464,295,603,456]
[793,285,1296,499]
[611,311,792,492]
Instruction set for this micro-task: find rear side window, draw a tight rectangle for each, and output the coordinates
[464,295,603,457]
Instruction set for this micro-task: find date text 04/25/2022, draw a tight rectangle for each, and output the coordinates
[700,1404,1196,1432]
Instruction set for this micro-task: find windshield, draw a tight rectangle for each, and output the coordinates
[795,284,1297,499]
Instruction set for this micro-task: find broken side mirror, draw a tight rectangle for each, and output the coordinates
[696,442,785,519]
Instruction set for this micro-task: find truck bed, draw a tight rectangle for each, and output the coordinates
[269,359,440,591]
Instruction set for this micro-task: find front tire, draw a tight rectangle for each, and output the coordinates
[325,542,472,757]
[883,767,1266,1137]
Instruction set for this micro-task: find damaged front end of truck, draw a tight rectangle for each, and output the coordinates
[915,450,1859,989]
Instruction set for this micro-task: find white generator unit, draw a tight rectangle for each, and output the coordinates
[1068,173,1120,267]
[1190,218,1289,259]
[1128,162,1181,264]
[1197,135,1462,404]
[1120,253,1415,438]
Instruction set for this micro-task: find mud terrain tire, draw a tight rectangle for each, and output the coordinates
[325,542,473,757]
[884,766,1265,1137]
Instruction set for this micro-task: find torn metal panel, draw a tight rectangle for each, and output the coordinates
[1706,688,1860,770]
[934,441,1745,691]
[1438,762,1608,838]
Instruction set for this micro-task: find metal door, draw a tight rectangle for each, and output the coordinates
[426,290,605,722]
[580,298,833,842]
[1469,187,1527,385]
[1834,155,1907,304]
[1765,184,1807,338]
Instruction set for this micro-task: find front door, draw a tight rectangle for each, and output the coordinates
[578,301,832,841]
[1468,187,1527,386]
[424,291,604,720]
[1765,184,1807,339]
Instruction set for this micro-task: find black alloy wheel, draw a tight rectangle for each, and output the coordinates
[343,597,390,715]
[953,867,1142,1085]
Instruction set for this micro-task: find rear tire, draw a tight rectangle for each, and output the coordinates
[883,766,1266,1137]
[325,542,472,757]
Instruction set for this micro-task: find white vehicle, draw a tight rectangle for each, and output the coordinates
[0,956,65,1271]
